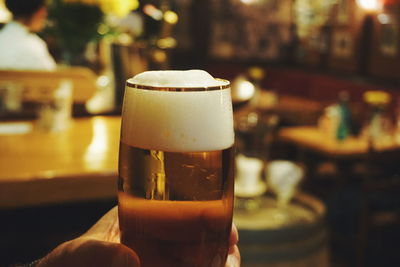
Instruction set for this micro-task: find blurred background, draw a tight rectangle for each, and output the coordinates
[1,0,400,266]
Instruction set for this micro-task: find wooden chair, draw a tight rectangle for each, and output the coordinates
[0,67,97,104]
[357,148,400,266]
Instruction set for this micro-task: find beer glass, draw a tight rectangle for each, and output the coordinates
[118,70,235,267]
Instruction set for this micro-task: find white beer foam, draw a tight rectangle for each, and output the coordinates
[122,70,234,152]
[128,69,227,88]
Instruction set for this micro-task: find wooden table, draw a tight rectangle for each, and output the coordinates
[279,126,400,157]
[0,116,121,209]
[279,127,370,159]
[278,126,400,181]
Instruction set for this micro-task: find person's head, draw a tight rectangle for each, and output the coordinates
[5,0,48,32]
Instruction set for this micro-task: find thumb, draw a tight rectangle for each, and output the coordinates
[110,242,141,267]
[37,238,140,267]
[82,240,140,267]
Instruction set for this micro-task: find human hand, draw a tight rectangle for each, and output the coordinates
[36,207,240,267]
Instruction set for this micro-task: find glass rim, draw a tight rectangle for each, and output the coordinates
[126,78,230,92]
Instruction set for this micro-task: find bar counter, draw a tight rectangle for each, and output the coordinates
[0,116,121,209]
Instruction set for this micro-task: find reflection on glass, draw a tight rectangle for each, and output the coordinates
[84,117,108,170]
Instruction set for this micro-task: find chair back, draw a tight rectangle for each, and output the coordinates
[0,67,97,104]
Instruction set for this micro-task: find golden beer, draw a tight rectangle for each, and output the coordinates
[118,70,234,267]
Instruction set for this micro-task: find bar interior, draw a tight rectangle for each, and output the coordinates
[1,0,400,266]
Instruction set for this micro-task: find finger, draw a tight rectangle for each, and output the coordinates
[85,206,120,242]
[85,206,118,234]
[38,238,140,267]
[229,223,239,247]
[78,240,140,267]
[225,245,240,267]
[108,241,141,267]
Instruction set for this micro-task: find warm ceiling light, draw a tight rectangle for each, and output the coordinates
[356,0,382,11]
[164,11,178,24]
[240,0,266,5]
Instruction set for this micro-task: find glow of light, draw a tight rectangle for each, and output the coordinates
[84,117,109,171]
[356,0,382,11]
[157,37,177,49]
[377,13,391,24]
[143,4,163,21]
[117,33,132,45]
[0,0,11,23]
[237,81,255,100]
[240,0,254,4]
[153,49,167,63]
[240,0,262,4]
[97,23,110,35]
[164,10,178,24]
[97,75,109,88]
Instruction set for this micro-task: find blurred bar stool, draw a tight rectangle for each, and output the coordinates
[357,148,400,267]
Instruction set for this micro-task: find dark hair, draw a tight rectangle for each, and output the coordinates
[5,0,46,19]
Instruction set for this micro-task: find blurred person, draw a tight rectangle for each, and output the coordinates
[22,207,240,267]
[0,0,56,70]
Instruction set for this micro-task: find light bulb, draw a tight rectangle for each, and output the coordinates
[356,0,382,11]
